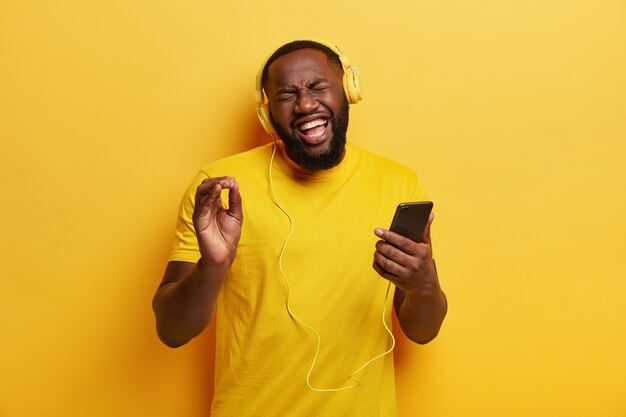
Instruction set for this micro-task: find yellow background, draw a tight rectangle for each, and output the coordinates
[1,1,625,416]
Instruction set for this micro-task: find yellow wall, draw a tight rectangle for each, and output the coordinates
[1,1,625,416]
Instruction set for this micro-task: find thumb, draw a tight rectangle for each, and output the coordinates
[227,182,243,222]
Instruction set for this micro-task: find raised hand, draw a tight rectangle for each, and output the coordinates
[192,176,243,267]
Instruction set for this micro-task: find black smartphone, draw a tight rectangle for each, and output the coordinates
[389,201,434,242]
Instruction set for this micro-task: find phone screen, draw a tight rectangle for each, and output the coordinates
[389,201,433,242]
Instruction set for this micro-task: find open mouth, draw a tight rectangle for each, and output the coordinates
[295,117,330,146]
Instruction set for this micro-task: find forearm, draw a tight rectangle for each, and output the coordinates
[152,260,227,348]
[396,286,447,344]
[373,217,447,344]
[395,259,447,344]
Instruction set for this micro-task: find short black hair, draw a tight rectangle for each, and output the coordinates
[261,40,344,91]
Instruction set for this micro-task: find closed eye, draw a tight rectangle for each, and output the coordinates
[274,79,331,102]
[275,89,297,102]
[309,79,330,92]
[312,86,329,92]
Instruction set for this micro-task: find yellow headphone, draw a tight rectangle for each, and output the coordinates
[255,38,363,134]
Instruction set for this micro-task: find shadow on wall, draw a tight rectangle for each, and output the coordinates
[242,111,274,153]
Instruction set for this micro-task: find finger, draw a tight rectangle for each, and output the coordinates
[374,228,420,255]
[194,182,222,223]
[194,177,242,227]
[227,181,243,222]
[217,177,237,191]
[201,176,235,184]
[372,259,400,284]
[196,178,222,204]
[373,250,408,278]
[375,240,415,268]
[209,177,238,211]
[196,177,236,206]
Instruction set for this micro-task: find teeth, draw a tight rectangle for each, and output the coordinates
[299,118,326,131]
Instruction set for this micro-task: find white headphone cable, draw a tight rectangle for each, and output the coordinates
[268,140,396,392]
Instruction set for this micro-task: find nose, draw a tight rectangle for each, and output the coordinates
[294,90,319,114]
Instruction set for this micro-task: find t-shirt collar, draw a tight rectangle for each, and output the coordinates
[273,140,355,182]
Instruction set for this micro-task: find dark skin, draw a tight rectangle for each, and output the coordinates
[152,48,446,348]
[374,214,447,344]
[153,176,242,347]
[265,49,345,163]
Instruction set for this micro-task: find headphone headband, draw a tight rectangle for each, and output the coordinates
[255,38,362,134]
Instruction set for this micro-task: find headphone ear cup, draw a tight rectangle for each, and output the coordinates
[256,103,275,134]
[342,67,362,104]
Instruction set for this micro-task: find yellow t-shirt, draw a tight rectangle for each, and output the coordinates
[170,142,426,417]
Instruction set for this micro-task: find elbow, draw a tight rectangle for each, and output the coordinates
[152,300,191,348]
[154,317,194,349]
[404,291,448,345]
[412,333,439,345]
[402,325,442,345]
[156,328,190,349]
[151,287,214,348]
[398,305,447,345]
[154,313,194,348]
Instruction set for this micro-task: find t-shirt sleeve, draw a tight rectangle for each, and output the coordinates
[168,170,209,263]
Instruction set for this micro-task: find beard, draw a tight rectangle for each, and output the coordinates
[272,98,349,173]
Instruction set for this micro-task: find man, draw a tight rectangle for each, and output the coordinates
[153,39,447,417]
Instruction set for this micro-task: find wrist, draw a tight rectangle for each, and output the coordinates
[196,258,230,282]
